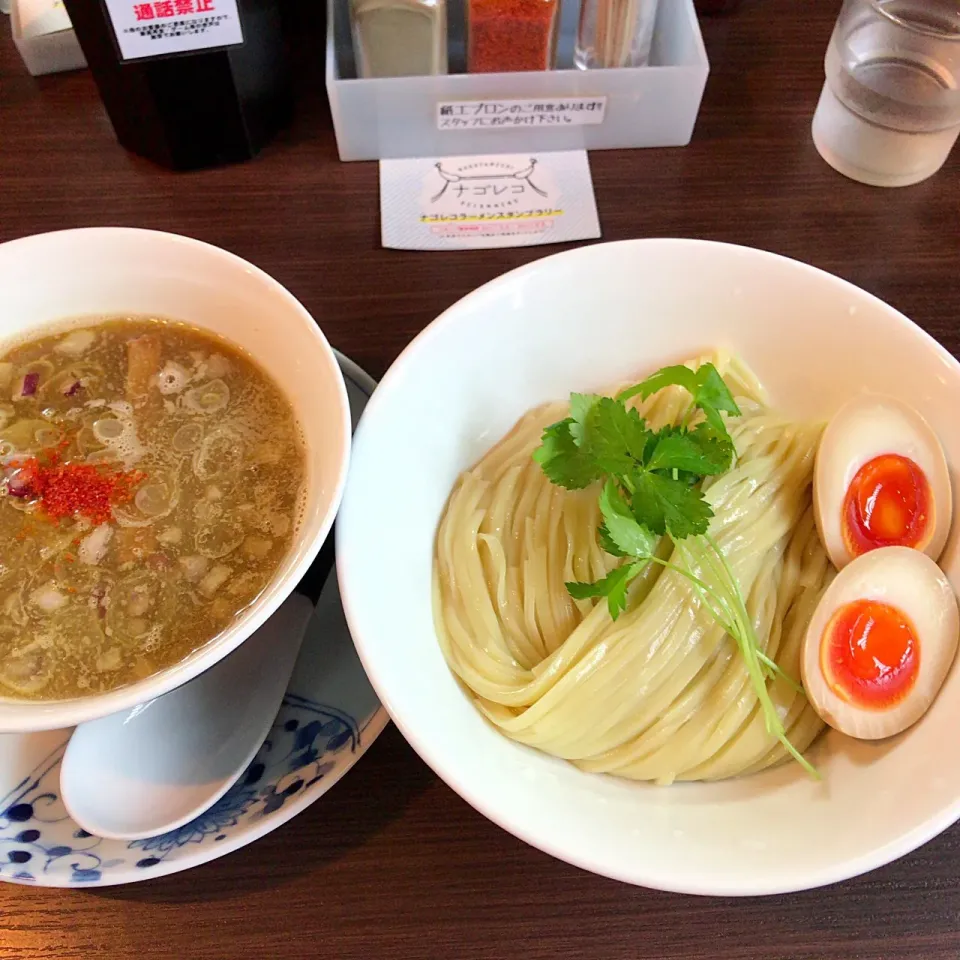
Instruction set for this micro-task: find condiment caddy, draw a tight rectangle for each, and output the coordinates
[326,0,708,160]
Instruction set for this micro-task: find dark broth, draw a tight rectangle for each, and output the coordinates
[0,318,305,700]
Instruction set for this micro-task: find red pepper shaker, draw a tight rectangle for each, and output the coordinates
[467,0,560,72]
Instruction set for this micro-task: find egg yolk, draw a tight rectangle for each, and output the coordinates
[821,598,919,709]
[842,454,932,557]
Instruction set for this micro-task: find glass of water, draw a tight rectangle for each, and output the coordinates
[812,0,960,187]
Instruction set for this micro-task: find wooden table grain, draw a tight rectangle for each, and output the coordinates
[2,1,960,956]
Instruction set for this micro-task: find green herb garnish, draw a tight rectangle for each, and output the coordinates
[533,363,817,777]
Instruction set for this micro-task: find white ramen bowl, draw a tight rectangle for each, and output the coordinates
[337,238,960,896]
[0,228,350,732]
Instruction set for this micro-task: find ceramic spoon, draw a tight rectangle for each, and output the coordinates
[59,539,335,841]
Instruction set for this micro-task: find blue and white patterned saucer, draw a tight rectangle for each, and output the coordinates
[0,353,387,887]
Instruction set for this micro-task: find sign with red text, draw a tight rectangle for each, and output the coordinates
[104,0,242,60]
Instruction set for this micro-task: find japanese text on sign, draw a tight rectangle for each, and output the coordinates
[133,0,215,20]
[436,98,607,131]
[103,0,243,60]
[379,151,600,251]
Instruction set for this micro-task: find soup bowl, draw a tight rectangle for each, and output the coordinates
[0,227,350,732]
[336,238,960,895]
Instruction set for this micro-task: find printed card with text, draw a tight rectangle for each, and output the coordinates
[379,151,601,251]
[436,98,607,131]
[103,0,243,60]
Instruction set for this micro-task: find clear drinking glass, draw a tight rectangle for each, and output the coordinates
[575,0,660,70]
[812,0,960,187]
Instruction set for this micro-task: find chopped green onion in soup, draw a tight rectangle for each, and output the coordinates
[0,318,305,701]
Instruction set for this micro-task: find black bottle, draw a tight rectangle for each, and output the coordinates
[62,0,292,170]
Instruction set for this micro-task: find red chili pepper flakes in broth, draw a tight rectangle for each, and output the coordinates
[14,447,146,526]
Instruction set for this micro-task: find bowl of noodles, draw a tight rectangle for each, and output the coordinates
[336,238,960,895]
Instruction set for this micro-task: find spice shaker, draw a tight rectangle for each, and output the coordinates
[350,0,447,77]
[576,0,659,69]
[467,0,559,72]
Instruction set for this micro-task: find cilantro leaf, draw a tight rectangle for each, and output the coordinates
[583,397,649,476]
[616,362,741,437]
[569,393,601,446]
[690,422,735,472]
[617,365,697,405]
[566,560,647,620]
[693,363,741,434]
[632,472,714,539]
[646,426,729,476]
[533,419,603,490]
[598,479,658,559]
[598,522,625,557]
[629,473,666,535]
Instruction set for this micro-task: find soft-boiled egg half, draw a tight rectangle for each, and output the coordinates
[814,395,952,571]
[802,547,959,740]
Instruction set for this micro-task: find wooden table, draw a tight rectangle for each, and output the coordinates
[2,0,960,956]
